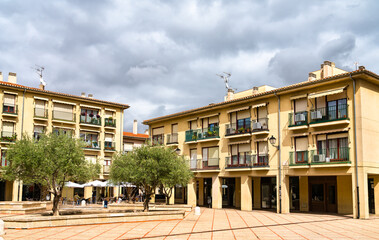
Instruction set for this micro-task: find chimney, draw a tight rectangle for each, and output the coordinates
[0,72,2,82]
[133,120,138,134]
[226,88,234,101]
[321,61,334,78]
[358,66,365,71]
[252,86,259,94]
[81,92,86,97]
[8,72,17,84]
[308,72,316,81]
[144,129,149,136]
[39,83,45,90]
[88,94,93,98]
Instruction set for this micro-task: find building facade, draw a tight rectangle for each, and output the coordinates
[144,61,379,219]
[123,120,149,153]
[0,72,128,202]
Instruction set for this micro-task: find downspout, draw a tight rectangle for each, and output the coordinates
[274,93,281,214]
[350,74,360,219]
[18,89,26,201]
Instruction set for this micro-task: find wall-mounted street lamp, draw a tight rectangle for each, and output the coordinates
[175,148,181,155]
[269,135,280,150]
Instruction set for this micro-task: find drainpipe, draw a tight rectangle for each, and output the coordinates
[274,93,282,214]
[350,74,360,219]
[20,89,26,139]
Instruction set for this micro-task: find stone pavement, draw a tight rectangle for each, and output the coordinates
[3,208,379,239]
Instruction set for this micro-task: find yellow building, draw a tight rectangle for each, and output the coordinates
[143,61,379,219]
[0,72,128,202]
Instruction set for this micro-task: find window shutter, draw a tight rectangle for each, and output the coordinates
[295,137,308,151]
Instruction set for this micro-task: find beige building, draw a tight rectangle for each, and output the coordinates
[123,120,149,153]
[144,61,379,219]
[0,72,128,202]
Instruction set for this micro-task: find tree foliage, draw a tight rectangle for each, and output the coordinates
[110,144,192,211]
[2,131,100,216]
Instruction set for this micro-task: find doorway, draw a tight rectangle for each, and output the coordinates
[261,177,276,209]
[203,178,212,207]
[222,178,235,208]
[368,178,375,214]
[309,176,337,213]
[290,177,300,211]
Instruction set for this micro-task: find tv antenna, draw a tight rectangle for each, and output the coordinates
[216,72,234,93]
[31,65,46,87]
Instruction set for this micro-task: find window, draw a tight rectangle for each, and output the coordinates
[152,127,164,145]
[202,147,219,168]
[80,132,99,148]
[124,142,133,152]
[53,128,72,135]
[1,150,7,167]
[316,133,349,162]
[34,100,47,118]
[85,155,97,164]
[295,137,308,163]
[53,103,74,121]
[104,134,114,150]
[327,98,347,120]
[34,125,45,140]
[230,143,251,166]
[256,142,268,165]
[3,94,16,114]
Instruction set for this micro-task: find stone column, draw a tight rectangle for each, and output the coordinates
[187,178,197,207]
[212,176,222,209]
[240,176,252,211]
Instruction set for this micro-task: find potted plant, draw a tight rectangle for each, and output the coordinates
[238,127,245,133]
[89,113,94,118]
[96,114,100,118]
[81,112,86,116]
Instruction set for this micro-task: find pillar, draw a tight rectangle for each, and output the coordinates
[280,175,290,213]
[299,176,308,212]
[374,176,379,216]
[352,170,369,219]
[337,175,353,214]
[198,179,204,205]
[169,187,175,205]
[212,176,222,209]
[240,176,252,211]
[12,180,19,201]
[253,177,261,208]
[84,186,92,199]
[235,177,241,208]
[187,178,197,207]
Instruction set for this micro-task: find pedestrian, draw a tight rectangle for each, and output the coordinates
[207,196,212,208]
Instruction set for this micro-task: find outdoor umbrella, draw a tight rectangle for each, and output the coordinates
[64,181,84,188]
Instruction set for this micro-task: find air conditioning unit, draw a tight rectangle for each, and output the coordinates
[311,110,322,120]
[313,154,326,162]
[253,122,262,130]
[295,113,305,122]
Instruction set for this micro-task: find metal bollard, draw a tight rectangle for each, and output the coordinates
[81,200,86,206]
[194,206,201,215]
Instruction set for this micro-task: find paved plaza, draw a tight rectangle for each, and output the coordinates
[2,208,379,240]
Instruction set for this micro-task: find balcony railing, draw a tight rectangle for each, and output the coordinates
[185,126,219,142]
[225,122,251,136]
[3,104,17,115]
[1,155,7,167]
[0,132,17,142]
[289,151,309,166]
[225,155,252,168]
[152,135,164,145]
[34,107,48,118]
[53,110,76,122]
[83,140,101,150]
[252,118,269,132]
[104,141,116,151]
[104,118,116,127]
[189,158,219,170]
[311,147,350,164]
[103,165,110,174]
[310,104,348,124]
[251,154,269,167]
[288,111,308,127]
[166,133,178,144]
[80,115,101,126]
[34,132,42,141]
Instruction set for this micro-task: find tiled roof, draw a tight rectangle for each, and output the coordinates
[143,68,379,124]
[123,132,149,139]
[0,81,130,109]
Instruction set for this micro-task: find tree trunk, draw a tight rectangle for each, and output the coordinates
[143,193,150,212]
[52,194,60,216]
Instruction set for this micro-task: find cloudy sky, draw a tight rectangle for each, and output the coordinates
[0,0,378,132]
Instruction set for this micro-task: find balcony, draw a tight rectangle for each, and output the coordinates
[189,158,219,171]
[0,132,17,143]
[185,126,220,143]
[152,135,164,145]
[225,123,251,138]
[34,132,42,141]
[166,133,178,145]
[251,154,269,168]
[251,118,269,135]
[34,107,48,120]
[103,165,110,174]
[104,118,116,128]
[310,147,350,165]
[52,110,76,123]
[80,114,101,126]
[104,141,116,151]
[289,151,309,166]
[225,155,253,169]
[2,104,17,116]
[288,111,308,130]
[83,140,101,150]
[310,104,349,127]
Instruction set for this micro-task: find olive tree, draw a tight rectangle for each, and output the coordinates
[2,132,100,216]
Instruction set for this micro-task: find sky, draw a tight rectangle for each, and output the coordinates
[1,0,378,132]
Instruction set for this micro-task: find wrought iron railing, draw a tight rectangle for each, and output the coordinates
[0,132,16,142]
[288,111,308,127]
[166,133,178,144]
[104,141,115,151]
[3,104,17,115]
[104,118,116,127]
[225,155,252,168]
[225,122,251,136]
[83,140,101,149]
[289,151,309,165]
[80,114,101,125]
[189,158,219,170]
[252,118,269,131]
[185,127,219,142]
[310,147,350,163]
[310,104,348,123]
[251,154,269,167]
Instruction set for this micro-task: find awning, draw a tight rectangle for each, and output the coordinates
[228,140,250,145]
[227,106,249,113]
[290,133,309,138]
[308,86,346,99]
[80,104,101,110]
[290,94,307,100]
[65,181,84,188]
[254,138,268,142]
[200,113,219,119]
[187,117,197,122]
[252,103,266,109]
[311,127,349,135]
